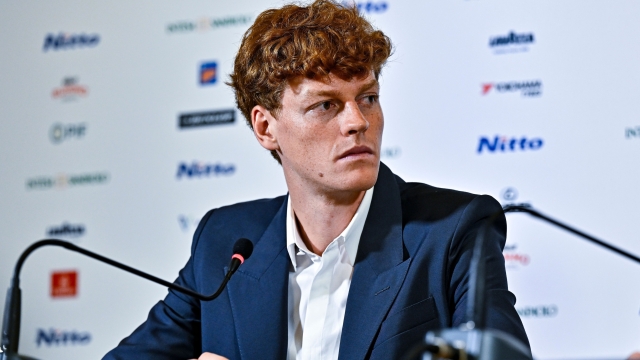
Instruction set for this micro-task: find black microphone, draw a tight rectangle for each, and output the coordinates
[0,237,253,360]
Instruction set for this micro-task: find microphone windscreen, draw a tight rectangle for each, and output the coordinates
[233,238,254,260]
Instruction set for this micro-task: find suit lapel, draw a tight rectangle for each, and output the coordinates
[338,163,410,360]
[226,196,289,360]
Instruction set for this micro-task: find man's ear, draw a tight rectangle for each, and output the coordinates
[251,105,279,152]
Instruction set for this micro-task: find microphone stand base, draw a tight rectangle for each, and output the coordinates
[0,353,39,360]
[423,328,532,360]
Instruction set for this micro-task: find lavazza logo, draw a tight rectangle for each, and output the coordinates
[477,135,544,154]
[36,328,91,347]
[43,33,100,52]
[26,172,109,190]
[481,80,542,97]
[176,162,235,179]
[489,31,535,55]
[47,222,86,238]
[341,1,388,13]
[166,15,252,34]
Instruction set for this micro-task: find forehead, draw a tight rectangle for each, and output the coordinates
[284,71,378,99]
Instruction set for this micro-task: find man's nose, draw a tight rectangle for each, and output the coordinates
[340,102,369,136]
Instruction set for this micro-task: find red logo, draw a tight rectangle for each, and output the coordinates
[51,77,88,101]
[481,83,494,95]
[504,253,530,266]
[51,270,78,298]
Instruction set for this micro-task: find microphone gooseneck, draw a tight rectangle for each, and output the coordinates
[1,237,253,359]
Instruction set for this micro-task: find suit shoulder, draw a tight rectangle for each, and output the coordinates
[398,181,501,222]
[206,195,286,227]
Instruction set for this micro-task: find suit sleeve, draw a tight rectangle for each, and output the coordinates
[102,209,216,360]
[447,195,530,348]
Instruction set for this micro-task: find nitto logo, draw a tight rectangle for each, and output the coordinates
[626,126,640,139]
[52,77,88,101]
[517,305,558,318]
[176,162,235,179]
[36,328,91,347]
[50,123,86,144]
[481,80,542,97]
[26,172,109,190]
[166,15,252,34]
[477,136,544,154]
[47,222,85,238]
[43,33,100,52]
[342,1,388,13]
[489,31,534,54]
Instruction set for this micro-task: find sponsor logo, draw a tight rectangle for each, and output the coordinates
[342,1,389,13]
[43,33,100,52]
[166,15,252,34]
[501,187,519,201]
[176,162,235,179]
[50,123,86,144]
[489,31,534,54]
[477,136,544,154]
[381,146,401,159]
[47,222,85,238]
[481,80,542,97]
[517,305,558,318]
[178,215,202,232]
[179,109,235,129]
[36,328,91,346]
[51,270,78,298]
[51,77,88,101]
[25,172,109,190]
[626,126,640,139]
[200,61,218,85]
[503,244,530,269]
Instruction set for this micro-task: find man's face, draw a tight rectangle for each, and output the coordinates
[266,71,383,195]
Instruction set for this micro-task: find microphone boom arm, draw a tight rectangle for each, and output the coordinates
[503,203,640,265]
[1,238,237,358]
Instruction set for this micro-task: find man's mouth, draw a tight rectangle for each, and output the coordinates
[338,145,375,161]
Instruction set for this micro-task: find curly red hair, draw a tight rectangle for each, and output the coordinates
[227,0,392,163]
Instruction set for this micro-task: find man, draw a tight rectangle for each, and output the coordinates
[104,1,529,359]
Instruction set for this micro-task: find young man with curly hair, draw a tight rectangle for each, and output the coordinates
[104,1,529,359]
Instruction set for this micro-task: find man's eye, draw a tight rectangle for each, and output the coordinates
[320,101,332,110]
[367,95,378,103]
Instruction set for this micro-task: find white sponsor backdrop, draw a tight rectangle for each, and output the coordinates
[1,0,639,359]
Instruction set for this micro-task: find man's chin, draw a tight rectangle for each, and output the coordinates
[332,161,379,192]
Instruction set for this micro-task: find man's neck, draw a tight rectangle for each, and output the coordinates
[288,183,366,256]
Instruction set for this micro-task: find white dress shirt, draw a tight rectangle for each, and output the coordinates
[286,187,374,360]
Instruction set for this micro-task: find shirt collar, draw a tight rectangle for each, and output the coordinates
[286,187,374,271]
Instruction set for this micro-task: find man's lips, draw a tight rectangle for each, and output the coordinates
[338,145,375,160]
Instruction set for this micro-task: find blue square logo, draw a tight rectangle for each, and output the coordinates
[199,61,217,85]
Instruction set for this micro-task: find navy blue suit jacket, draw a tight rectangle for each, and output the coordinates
[104,163,528,359]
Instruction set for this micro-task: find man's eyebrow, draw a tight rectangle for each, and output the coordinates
[306,79,380,98]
